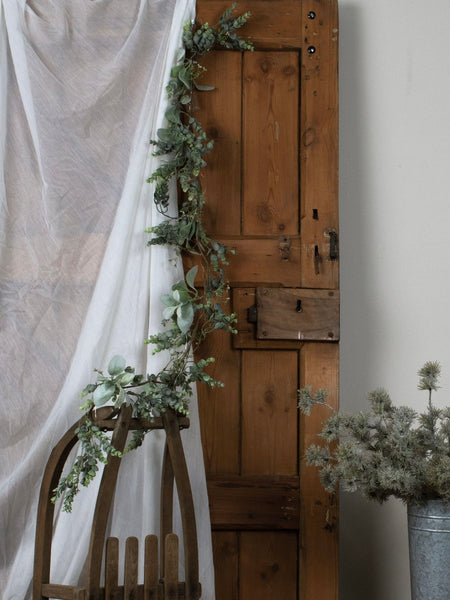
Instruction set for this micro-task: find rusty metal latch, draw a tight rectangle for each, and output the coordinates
[329,230,338,260]
[246,305,258,324]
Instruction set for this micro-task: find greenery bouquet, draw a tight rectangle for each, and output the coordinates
[298,362,450,504]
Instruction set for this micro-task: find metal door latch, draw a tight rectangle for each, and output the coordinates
[246,305,258,323]
[328,230,338,260]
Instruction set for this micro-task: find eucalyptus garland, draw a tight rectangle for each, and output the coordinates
[52,5,253,512]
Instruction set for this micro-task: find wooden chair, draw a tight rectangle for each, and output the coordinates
[33,405,202,600]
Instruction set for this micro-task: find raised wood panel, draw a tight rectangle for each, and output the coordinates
[208,476,300,530]
[196,1,303,49]
[219,236,301,286]
[241,351,298,475]
[240,532,298,600]
[212,532,239,600]
[184,236,302,287]
[196,328,240,474]
[195,51,242,236]
[243,51,299,235]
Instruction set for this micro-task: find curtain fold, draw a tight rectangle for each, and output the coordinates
[0,1,214,597]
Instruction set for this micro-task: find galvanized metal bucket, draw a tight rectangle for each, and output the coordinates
[408,500,450,599]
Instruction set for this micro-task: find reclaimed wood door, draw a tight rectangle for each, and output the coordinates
[192,1,339,598]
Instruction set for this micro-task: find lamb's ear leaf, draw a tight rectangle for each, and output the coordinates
[93,382,116,406]
[186,265,198,289]
[108,355,126,376]
[161,293,178,307]
[157,128,171,142]
[178,66,192,89]
[194,82,215,91]
[165,106,181,124]
[163,305,177,320]
[177,303,195,333]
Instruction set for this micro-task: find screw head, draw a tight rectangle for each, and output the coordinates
[307,46,316,54]
[307,11,316,19]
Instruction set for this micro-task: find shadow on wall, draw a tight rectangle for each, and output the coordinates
[338,4,409,600]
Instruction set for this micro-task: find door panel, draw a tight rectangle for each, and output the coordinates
[194,1,339,598]
[241,351,298,475]
[243,51,299,235]
[240,532,298,600]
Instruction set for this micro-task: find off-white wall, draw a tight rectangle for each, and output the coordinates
[339,0,450,598]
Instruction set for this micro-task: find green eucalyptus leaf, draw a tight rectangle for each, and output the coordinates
[93,381,116,406]
[108,355,126,376]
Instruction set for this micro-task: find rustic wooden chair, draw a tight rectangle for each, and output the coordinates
[33,405,201,600]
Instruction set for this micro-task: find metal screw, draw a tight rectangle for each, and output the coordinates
[307,11,316,19]
[307,46,316,54]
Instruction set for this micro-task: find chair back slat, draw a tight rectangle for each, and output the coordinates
[105,537,119,599]
[123,537,139,600]
[163,534,179,600]
[144,535,159,600]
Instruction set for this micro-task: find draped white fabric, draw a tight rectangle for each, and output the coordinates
[0,1,215,598]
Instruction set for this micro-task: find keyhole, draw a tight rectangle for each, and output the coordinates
[296,299,303,313]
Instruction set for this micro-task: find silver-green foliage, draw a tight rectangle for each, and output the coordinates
[299,362,450,504]
[52,5,253,512]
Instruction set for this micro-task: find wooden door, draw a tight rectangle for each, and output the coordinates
[192,2,339,598]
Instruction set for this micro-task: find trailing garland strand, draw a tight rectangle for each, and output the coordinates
[53,4,253,512]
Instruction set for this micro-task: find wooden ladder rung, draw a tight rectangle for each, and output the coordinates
[164,534,179,600]
[40,584,87,599]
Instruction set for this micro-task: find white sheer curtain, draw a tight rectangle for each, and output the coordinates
[0,1,215,598]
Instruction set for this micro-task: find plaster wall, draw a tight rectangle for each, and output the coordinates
[338,0,450,598]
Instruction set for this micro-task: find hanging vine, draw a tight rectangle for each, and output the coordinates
[52,4,253,512]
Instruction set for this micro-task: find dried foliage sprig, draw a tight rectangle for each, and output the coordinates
[299,362,450,505]
[53,5,253,512]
